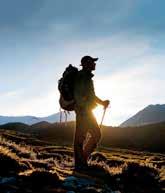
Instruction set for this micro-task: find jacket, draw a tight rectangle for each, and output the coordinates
[74,69,97,111]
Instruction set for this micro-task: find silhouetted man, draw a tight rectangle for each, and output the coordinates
[73,55,109,171]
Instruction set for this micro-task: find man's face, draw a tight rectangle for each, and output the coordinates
[82,60,96,71]
[90,61,96,71]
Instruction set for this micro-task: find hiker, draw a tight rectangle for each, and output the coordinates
[73,55,110,171]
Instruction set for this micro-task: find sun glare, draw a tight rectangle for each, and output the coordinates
[92,78,112,126]
[93,105,112,126]
[93,106,106,126]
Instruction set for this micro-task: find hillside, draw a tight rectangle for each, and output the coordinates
[120,104,165,127]
[0,121,165,153]
[102,122,165,153]
[0,130,164,193]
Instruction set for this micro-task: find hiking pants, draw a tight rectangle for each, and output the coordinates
[74,109,101,166]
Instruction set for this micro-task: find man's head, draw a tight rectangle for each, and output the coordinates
[80,55,98,71]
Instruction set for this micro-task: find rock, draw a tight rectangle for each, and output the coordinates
[0,177,16,185]
[63,176,95,190]
[0,152,21,176]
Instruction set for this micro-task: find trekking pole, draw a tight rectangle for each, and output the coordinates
[100,107,107,129]
[59,107,62,123]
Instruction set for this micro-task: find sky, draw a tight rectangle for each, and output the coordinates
[0,0,165,126]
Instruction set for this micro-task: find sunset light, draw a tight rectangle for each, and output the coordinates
[93,105,111,126]
[0,1,164,191]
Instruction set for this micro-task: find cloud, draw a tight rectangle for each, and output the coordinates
[0,0,138,43]
[0,90,22,98]
[95,53,165,125]
[0,89,60,117]
[1,32,164,122]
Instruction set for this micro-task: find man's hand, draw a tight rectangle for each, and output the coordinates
[102,100,110,109]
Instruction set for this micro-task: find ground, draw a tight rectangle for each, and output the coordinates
[0,129,164,193]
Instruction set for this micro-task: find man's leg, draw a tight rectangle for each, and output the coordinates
[83,111,101,160]
[74,128,87,167]
[74,110,88,168]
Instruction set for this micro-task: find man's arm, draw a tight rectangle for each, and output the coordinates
[95,96,104,105]
[95,96,110,108]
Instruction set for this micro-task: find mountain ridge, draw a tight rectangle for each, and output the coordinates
[120,104,165,127]
[1,104,165,126]
[0,112,75,125]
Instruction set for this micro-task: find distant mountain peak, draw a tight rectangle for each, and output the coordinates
[0,111,75,125]
[120,104,165,127]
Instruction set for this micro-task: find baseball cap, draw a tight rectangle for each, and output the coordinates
[80,55,98,66]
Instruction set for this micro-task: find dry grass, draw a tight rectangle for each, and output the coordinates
[0,131,164,193]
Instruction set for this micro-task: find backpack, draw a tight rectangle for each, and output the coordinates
[58,64,78,111]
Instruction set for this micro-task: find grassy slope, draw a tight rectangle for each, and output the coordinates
[0,129,164,193]
[0,121,164,152]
